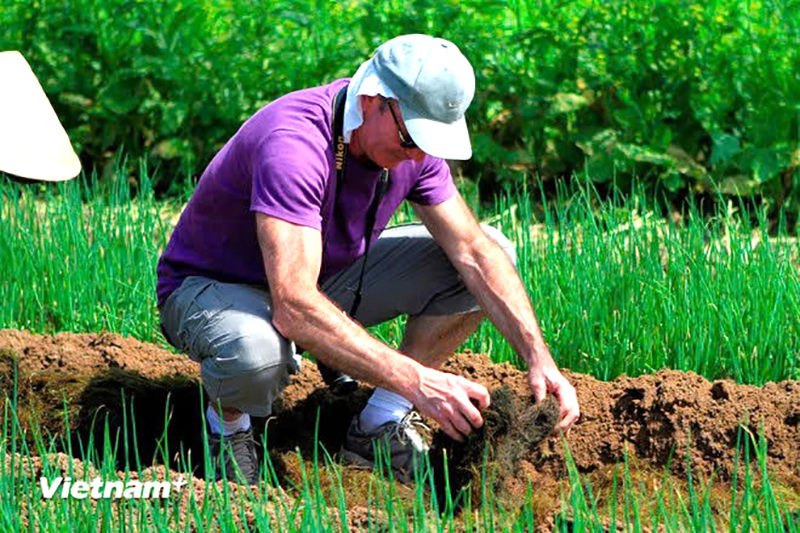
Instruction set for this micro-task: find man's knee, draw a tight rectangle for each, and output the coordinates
[480,224,517,267]
[201,332,297,417]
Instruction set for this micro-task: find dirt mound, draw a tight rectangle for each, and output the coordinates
[443,353,798,484]
[0,329,197,377]
[0,329,203,472]
[1,330,798,520]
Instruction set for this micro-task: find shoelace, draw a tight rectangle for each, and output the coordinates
[386,411,430,447]
[226,431,257,478]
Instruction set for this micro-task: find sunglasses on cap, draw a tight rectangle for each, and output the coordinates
[387,100,418,150]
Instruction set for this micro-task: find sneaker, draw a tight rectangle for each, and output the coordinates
[340,411,430,484]
[208,428,259,485]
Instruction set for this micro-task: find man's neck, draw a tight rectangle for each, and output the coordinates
[347,128,381,170]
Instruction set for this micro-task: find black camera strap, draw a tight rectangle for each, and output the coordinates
[331,85,389,318]
[313,85,388,393]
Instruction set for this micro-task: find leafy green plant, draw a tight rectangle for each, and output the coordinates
[1,0,796,213]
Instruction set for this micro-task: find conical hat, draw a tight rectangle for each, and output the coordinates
[0,51,81,181]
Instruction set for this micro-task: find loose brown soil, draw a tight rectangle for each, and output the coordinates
[1,329,798,530]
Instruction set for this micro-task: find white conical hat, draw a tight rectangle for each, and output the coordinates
[0,51,81,181]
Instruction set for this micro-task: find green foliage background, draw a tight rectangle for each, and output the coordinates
[1,0,797,210]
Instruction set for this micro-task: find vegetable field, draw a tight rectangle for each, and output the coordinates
[1,174,797,531]
[0,0,797,528]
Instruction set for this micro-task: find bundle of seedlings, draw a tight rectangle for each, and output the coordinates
[430,386,561,507]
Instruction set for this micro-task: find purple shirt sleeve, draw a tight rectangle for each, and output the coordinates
[250,129,327,230]
[406,156,457,206]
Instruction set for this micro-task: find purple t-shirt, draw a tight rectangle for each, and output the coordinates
[156,79,456,307]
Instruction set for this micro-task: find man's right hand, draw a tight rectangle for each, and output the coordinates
[409,366,490,441]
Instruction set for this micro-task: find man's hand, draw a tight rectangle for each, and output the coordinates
[527,361,580,434]
[409,366,490,441]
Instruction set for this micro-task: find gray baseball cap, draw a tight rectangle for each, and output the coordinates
[372,34,475,160]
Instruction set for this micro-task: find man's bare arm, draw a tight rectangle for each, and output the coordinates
[413,194,580,432]
[256,212,489,439]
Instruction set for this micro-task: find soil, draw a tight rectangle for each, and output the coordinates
[1,329,798,529]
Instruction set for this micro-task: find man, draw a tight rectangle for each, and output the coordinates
[0,51,81,182]
[157,34,580,485]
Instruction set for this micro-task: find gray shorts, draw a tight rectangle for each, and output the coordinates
[159,223,515,416]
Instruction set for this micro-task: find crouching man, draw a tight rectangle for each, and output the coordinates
[156,34,580,485]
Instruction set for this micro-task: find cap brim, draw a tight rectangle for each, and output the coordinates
[0,51,81,182]
[400,102,472,161]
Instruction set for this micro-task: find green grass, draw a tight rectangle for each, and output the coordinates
[0,385,797,532]
[454,182,800,383]
[1,171,797,384]
[0,171,168,342]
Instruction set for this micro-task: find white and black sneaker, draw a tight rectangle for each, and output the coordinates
[208,428,259,485]
[340,411,430,485]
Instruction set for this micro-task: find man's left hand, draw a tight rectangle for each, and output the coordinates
[527,361,580,434]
